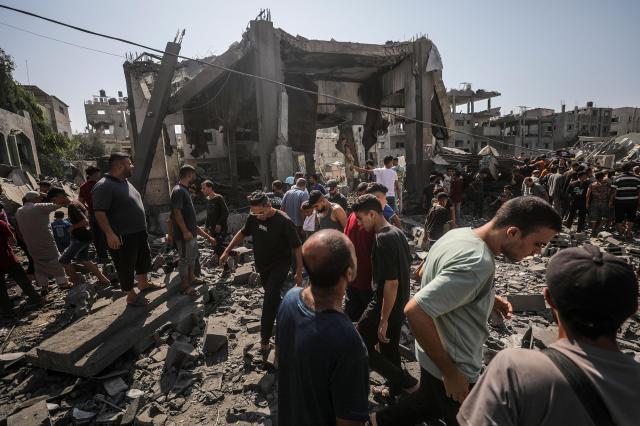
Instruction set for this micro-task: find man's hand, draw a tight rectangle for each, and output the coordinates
[166,234,173,246]
[294,271,303,287]
[208,236,217,246]
[219,251,229,267]
[378,319,390,344]
[443,366,470,403]
[106,232,121,250]
[214,225,221,233]
[493,295,512,320]
[183,231,194,241]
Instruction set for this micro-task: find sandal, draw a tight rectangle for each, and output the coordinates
[127,293,149,307]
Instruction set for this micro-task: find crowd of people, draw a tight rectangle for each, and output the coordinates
[0,149,638,425]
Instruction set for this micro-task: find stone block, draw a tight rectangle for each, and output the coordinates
[246,321,262,334]
[103,376,128,397]
[120,397,142,425]
[248,272,261,287]
[165,340,197,369]
[7,400,50,426]
[231,246,254,264]
[243,371,262,391]
[233,264,254,285]
[507,294,547,312]
[203,320,228,354]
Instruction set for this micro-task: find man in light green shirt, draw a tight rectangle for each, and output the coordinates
[372,196,562,426]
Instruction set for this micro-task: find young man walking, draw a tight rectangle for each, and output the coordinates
[458,244,640,425]
[79,165,108,262]
[201,180,229,257]
[371,196,561,426]
[309,190,348,231]
[352,194,418,398]
[171,165,216,295]
[220,191,302,355]
[276,230,369,425]
[352,156,400,211]
[92,152,158,307]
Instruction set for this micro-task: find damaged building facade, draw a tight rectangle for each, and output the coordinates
[122,16,451,209]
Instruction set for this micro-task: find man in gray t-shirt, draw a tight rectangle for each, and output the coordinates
[373,197,561,426]
[458,244,640,426]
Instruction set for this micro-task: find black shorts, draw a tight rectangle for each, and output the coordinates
[614,200,638,223]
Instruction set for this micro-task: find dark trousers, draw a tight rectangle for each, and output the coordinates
[344,286,372,322]
[259,263,290,345]
[0,262,40,312]
[472,194,484,218]
[565,202,587,232]
[376,367,471,426]
[358,301,417,394]
[90,213,109,261]
[109,231,152,291]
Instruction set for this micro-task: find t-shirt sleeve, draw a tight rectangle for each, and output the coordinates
[92,183,112,211]
[37,203,60,214]
[414,265,491,318]
[241,215,254,237]
[375,233,400,281]
[330,338,370,422]
[283,215,302,248]
[457,350,521,426]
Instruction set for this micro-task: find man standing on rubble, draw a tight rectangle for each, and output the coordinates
[220,191,302,356]
[78,165,108,262]
[276,230,369,425]
[201,180,228,257]
[309,190,348,231]
[352,194,418,398]
[457,244,640,425]
[281,178,309,236]
[546,165,566,214]
[171,165,217,295]
[610,162,640,240]
[16,191,70,290]
[365,183,402,229]
[92,152,158,307]
[371,196,561,426]
[352,156,400,211]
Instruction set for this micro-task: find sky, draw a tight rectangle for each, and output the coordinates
[1,0,638,133]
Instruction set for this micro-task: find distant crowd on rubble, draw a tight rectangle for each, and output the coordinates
[1,150,638,425]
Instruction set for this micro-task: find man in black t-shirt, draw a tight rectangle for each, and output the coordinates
[352,194,418,397]
[425,193,452,247]
[276,230,369,425]
[220,191,302,356]
[47,188,111,287]
[565,171,591,232]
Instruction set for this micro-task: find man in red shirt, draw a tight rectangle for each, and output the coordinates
[79,166,108,262]
[343,182,374,321]
[0,219,43,316]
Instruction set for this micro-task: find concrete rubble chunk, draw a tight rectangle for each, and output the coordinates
[7,400,51,426]
[165,340,197,369]
[103,376,128,397]
[246,321,262,334]
[507,294,547,312]
[259,373,276,394]
[233,263,254,285]
[203,320,228,354]
[231,246,254,263]
[126,388,145,399]
[120,397,142,425]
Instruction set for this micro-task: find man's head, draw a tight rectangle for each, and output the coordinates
[38,181,51,193]
[392,157,399,166]
[309,174,319,184]
[85,165,101,181]
[595,171,605,182]
[356,182,368,196]
[309,190,329,213]
[108,152,134,178]
[577,171,587,181]
[549,165,558,174]
[524,177,534,187]
[302,230,356,290]
[326,179,339,197]
[365,182,389,209]
[622,162,635,174]
[295,178,307,189]
[47,187,71,205]
[23,191,41,203]
[571,162,580,170]
[365,159,374,170]
[272,180,283,194]
[54,210,65,220]
[436,192,448,207]
[532,170,541,178]
[492,196,562,261]
[294,171,304,182]
[179,164,196,184]
[201,180,215,197]
[301,200,314,217]
[446,166,455,176]
[545,245,638,340]
[383,155,394,168]
[352,194,383,232]
[247,191,272,220]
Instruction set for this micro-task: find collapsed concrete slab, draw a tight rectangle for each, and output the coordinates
[7,400,50,426]
[26,277,203,377]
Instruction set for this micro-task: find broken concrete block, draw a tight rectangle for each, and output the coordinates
[7,400,50,426]
[71,408,96,424]
[151,345,169,363]
[120,397,142,425]
[233,264,254,285]
[203,320,228,354]
[165,340,197,369]
[246,321,261,334]
[231,246,254,263]
[174,313,197,335]
[597,231,613,240]
[259,373,275,394]
[199,284,212,303]
[247,272,261,287]
[103,377,128,397]
[507,294,547,312]
[126,388,144,399]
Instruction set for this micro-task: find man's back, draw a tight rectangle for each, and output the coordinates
[281,187,308,227]
[276,287,369,425]
[458,339,640,426]
[612,172,640,201]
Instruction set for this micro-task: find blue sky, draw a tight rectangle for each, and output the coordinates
[1,0,638,133]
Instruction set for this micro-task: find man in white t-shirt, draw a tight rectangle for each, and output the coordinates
[352,155,400,211]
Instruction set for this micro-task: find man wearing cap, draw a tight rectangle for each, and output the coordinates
[309,190,348,232]
[326,180,348,211]
[16,191,70,290]
[458,244,640,425]
[79,165,108,262]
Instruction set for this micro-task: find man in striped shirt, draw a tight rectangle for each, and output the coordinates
[609,162,640,239]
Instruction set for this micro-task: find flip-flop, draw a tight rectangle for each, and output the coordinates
[139,283,162,292]
[127,293,149,307]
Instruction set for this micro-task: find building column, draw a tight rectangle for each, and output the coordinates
[8,135,21,169]
[0,135,11,165]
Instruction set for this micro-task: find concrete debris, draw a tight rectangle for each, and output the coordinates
[203,320,228,354]
[507,294,547,312]
[103,377,128,397]
[7,400,50,426]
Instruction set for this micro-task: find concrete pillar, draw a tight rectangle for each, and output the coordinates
[250,20,283,188]
[8,135,21,169]
[0,135,11,165]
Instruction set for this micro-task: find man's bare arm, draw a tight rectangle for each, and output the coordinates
[352,165,373,174]
[219,230,246,265]
[377,280,398,343]
[293,246,303,286]
[334,206,348,229]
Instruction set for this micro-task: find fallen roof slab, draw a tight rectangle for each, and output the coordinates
[26,275,203,377]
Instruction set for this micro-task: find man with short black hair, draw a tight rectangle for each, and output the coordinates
[171,165,216,295]
[352,156,400,211]
[201,180,228,257]
[352,194,418,398]
[92,152,157,306]
[372,196,561,426]
[309,174,326,194]
[366,183,402,228]
[458,244,640,425]
[425,193,452,247]
[326,179,348,211]
[309,190,347,231]
[266,180,285,209]
[610,162,640,239]
[79,165,108,262]
[220,191,302,355]
[546,165,565,214]
[565,171,590,232]
[276,230,369,426]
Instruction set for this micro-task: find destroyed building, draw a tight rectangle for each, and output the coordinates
[0,107,41,175]
[121,16,452,210]
[84,89,131,154]
[22,85,72,138]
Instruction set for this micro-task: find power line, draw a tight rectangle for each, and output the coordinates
[0,3,548,154]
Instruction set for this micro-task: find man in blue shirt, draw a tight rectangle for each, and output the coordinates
[365,183,402,229]
[281,178,309,234]
[276,229,369,425]
[309,173,327,195]
[51,210,71,252]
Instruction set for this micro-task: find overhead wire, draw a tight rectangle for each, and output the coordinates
[0,3,548,154]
